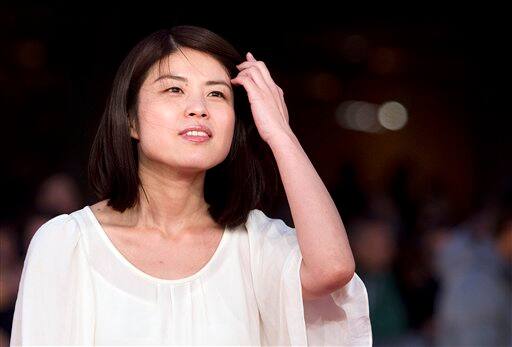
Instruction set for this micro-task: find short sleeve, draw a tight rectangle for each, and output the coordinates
[10,214,96,346]
[245,209,372,346]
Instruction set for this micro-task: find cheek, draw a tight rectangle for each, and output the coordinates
[218,110,236,147]
[137,99,179,139]
[136,98,236,165]
[136,106,178,157]
[222,109,236,132]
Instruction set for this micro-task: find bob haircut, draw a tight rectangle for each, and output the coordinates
[88,25,279,228]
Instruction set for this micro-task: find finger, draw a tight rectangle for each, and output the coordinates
[237,63,284,116]
[247,52,257,62]
[237,66,270,93]
[237,60,277,87]
[246,53,289,124]
[237,61,281,99]
[231,72,263,102]
[237,61,279,98]
[240,53,274,81]
[233,70,289,124]
[238,66,284,116]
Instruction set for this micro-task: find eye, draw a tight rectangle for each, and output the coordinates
[209,91,225,98]
[166,87,183,94]
[165,87,226,99]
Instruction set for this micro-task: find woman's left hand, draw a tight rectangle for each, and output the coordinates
[231,52,291,145]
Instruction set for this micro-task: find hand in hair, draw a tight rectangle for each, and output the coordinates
[231,52,291,145]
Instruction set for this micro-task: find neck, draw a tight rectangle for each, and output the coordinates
[123,160,212,237]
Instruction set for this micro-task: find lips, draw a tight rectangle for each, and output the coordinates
[178,125,212,137]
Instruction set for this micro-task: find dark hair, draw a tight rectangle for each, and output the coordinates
[88,25,279,228]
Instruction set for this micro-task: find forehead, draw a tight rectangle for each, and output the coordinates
[149,47,229,81]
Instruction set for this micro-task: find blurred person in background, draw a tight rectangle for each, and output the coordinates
[432,193,512,346]
[21,172,84,252]
[0,171,84,344]
[0,223,22,347]
[33,172,83,216]
[350,213,410,346]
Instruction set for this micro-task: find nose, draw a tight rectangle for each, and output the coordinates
[186,97,209,118]
[188,111,208,118]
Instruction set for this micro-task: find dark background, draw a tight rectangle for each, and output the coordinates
[1,5,508,220]
[1,4,510,346]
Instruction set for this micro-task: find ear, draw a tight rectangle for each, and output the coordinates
[129,117,140,140]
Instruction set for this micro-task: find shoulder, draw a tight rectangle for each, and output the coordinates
[26,212,83,260]
[246,208,295,237]
[245,209,299,255]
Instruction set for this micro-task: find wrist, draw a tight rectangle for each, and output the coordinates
[266,127,300,151]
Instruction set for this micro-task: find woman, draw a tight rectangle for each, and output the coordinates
[10,25,372,346]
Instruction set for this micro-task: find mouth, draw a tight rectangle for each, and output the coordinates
[179,132,211,143]
[178,125,213,138]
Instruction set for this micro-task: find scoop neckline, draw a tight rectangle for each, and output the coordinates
[84,205,229,285]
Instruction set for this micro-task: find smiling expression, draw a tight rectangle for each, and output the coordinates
[130,47,236,172]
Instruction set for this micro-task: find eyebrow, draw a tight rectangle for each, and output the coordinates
[154,74,232,89]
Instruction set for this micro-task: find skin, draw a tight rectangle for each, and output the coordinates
[93,49,356,299]
[496,220,512,263]
[232,52,356,299]
[95,47,235,239]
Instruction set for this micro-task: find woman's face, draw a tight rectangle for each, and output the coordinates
[132,47,235,173]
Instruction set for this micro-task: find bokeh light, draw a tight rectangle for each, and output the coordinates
[377,101,408,130]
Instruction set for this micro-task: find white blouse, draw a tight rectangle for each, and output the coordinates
[10,205,372,346]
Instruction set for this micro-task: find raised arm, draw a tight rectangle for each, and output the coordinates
[231,52,355,300]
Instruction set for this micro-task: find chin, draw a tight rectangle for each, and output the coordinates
[175,158,219,171]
